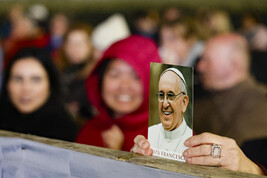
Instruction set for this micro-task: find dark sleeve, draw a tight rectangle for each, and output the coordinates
[241,138,267,172]
[255,163,267,176]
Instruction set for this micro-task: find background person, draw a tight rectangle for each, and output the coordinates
[133,10,160,44]
[194,33,267,149]
[2,5,49,67]
[0,47,78,141]
[194,10,233,41]
[47,12,70,61]
[76,35,161,151]
[158,19,204,67]
[60,24,96,126]
[239,14,267,85]
[194,33,267,169]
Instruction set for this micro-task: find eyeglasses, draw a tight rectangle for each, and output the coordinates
[156,91,185,103]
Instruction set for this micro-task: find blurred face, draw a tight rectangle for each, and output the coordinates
[12,17,35,39]
[197,41,233,90]
[8,58,50,114]
[50,14,68,36]
[160,26,190,62]
[64,30,92,64]
[102,59,143,118]
[158,71,188,131]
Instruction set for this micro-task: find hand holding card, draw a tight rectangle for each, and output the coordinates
[131,135,153,156]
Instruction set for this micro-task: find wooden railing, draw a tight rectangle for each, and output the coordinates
[0,130,263,178]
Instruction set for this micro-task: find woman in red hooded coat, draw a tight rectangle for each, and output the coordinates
[76,35,161,151]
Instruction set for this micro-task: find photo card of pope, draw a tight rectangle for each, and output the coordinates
[148,62,193,162]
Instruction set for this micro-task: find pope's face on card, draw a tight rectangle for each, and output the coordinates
[158,71,188,131]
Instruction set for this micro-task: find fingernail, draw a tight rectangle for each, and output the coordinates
[141,150,146,155]
[141,141,146,148]
[183,151,187,157]
[144,142,149,148]
[184,140,189,146]
[187,158,192,163]
[145,149,150,155]
[140,141,145,147]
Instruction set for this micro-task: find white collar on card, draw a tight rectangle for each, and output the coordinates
[162,118,187,140]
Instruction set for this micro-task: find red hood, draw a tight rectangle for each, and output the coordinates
[86,35,161,127]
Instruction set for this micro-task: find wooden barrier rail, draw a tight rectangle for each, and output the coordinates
[0,130,263,178]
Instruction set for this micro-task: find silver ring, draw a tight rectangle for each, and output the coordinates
[211,144,221,158]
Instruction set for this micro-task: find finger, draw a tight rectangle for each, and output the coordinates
[102,129,111,136]
[101,133,109,143]
[134,135,146,143]
[131,144,139,154]
[112,125,124,138]
[186,156,222,167]
[101,131,108,139]
[134,135,150,149]
[103,140,111,148]
[184,132,225,147]
[105,128,124,144]
[183,145,212,158]
[102,130,113,141]
[131,144,153,156]
[131,144,144,155]
[102,127,112,136]
[102,125,119,137]
[144,148,153,156]
[111,125,121,132]
[102,134,111,147]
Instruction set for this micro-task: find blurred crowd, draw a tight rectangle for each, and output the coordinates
[0,3,267,173]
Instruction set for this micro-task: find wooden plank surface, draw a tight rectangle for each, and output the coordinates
[0,130,264,178]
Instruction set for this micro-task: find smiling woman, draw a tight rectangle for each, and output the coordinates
[101,59,144,118]
[0,47,78,141]
[76,35,161,151]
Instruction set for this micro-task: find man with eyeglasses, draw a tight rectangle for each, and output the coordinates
[148,68,192,154]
